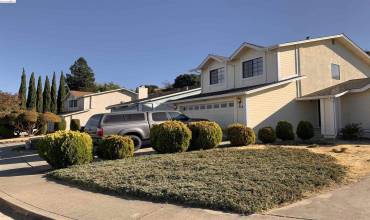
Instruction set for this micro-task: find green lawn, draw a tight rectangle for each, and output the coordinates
[49,147,346,215]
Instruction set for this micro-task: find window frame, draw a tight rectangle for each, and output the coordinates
[209,67,225,85]
[331,63,340,80]
[242,57,263,78]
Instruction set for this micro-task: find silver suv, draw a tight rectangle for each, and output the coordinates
[84,111,206,150]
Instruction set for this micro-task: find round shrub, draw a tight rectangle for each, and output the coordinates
[258,126,276,143]
[150,121,191,153]
[276,121,295,141]
[340,123,362,140]
[296,121,314,140]
[70,119,81,131]
[97,135,134,160]
[37,130,93,168]
[227,123,256,146]
[54,118,66,131]
[188,121,222,150]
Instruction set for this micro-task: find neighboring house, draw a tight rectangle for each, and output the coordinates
[62,87,148,129]
[107,87,201,112]
[171,34,370,138]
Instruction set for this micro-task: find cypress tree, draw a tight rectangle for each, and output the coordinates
[36,76,43,113]
[18,68,27,109]
[43,76,51,112]
[57,71,66,114]
[50,72,57,113]
[26,72,36,110]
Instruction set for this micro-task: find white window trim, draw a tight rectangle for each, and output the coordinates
[240,56,264,80]
[209,66,226,86]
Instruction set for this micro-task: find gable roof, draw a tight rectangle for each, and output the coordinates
[196,34,370,70]
[229,42,265,60]
[68,88,137,99]
[197,54,229,70]
[106,87,201,109]
[299,78,370,100]
[69,90,93,97]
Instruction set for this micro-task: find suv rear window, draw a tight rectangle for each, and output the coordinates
[85,114,102,128]
[152,112,168,121]
[103,113,145,124]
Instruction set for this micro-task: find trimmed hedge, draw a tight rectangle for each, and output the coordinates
[54,118,66,131]
[227,123,256,146]
[70,119,81,131]
[258,127,276,143]
[276,121,295,141]
[38,130,93,168]
[296,121,314,140]
[97,135,134,160]
[188,121,222,150]
[150,121,191,153]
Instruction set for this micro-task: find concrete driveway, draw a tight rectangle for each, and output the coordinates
[1,142,370,220]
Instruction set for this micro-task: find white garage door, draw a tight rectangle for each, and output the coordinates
[181,101,235,128]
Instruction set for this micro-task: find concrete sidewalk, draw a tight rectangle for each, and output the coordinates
[1,142,370,220]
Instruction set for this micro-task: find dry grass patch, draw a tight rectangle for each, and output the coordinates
[49,147,345,215]
[307,144,370,182]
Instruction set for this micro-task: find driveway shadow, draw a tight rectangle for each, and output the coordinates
[0,165,51,177]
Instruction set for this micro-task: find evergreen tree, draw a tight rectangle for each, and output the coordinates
[18,68,27,109]
[26,72,36,110]
[173,73,200,89]
[50,72,57,113]
[43,76,51,112]
[36,76,43,113]
[66,57,96,92]
[57,71,67,114]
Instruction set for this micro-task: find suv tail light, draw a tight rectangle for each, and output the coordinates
[97,128,104,137]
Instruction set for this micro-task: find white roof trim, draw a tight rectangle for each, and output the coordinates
[297,83,370,101]
[197,55,228,70]
[269,34,369,63]
[171,76,305,104]
[229,43,266,60]
[61,109,90,117]
[269,34,344,49]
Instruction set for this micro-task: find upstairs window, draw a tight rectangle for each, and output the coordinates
[209,67,225,85]
[69,99,78,108]
[331,64,340,80]
[242,57,263,78]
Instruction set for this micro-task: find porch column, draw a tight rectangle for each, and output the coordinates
[320,97,339,138]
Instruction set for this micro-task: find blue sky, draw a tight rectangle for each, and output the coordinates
[0,0,369,93]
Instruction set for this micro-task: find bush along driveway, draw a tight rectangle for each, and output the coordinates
[49,147,346,215]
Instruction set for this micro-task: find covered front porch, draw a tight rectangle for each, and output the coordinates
[298,78,370,138]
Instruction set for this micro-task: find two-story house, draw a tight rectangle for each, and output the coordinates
[171,34,370,138]
[61,87,148,129]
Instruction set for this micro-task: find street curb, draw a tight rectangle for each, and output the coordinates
[0,136,44,145]
[0,191,72,220]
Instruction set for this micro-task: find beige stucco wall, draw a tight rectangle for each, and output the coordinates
[62,91,134,129]
[298,39,370,96]
[247,82,319,131]
[341,89,370,130]
[278,45,297,79]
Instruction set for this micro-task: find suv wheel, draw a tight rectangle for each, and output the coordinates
[128,135,142,151]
